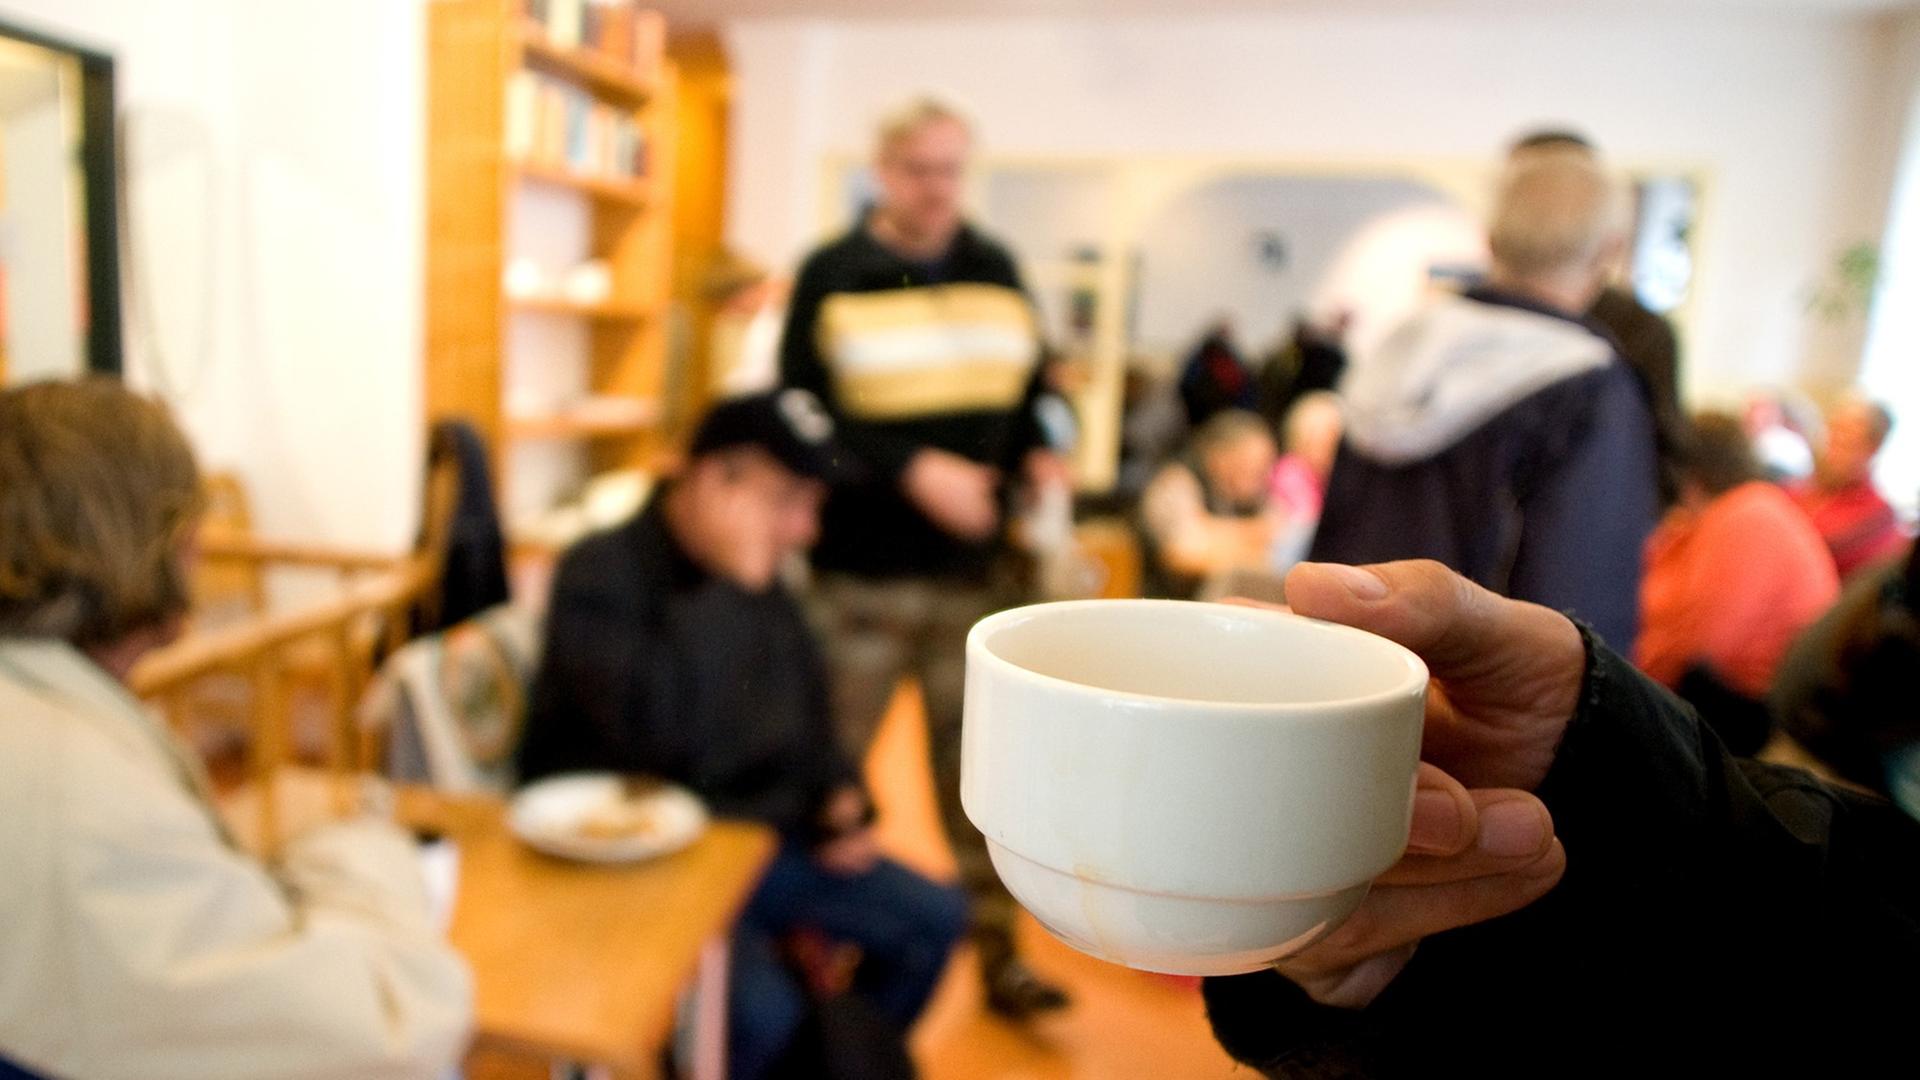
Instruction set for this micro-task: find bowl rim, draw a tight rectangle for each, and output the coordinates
[967,598,1429,716]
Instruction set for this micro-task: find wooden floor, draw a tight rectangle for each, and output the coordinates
[869,685,1246,1080]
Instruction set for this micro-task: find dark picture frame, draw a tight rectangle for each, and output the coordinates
[0,14,121,375]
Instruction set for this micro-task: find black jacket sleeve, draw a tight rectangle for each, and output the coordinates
[514,542,678,786]
[778,251,927,482]
[1203,628,1920,1076]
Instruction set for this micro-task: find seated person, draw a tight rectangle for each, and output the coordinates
[1267,390,1344,563]
[1203,558,1920,1074]
[1635,412,1839,754]
[515,390,967,1080]
[0,379,471,1080]
[1140,409,1288,600]
[1792,394,1909,578]
[1772,539,1920,810]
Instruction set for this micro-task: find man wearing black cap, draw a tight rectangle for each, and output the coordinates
[517,390,967,1079]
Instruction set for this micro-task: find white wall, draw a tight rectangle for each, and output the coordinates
[0,64,82,382]
[4,0,425,552]
[725,9,1911,402]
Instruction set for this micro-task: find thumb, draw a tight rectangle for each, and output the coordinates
[1281,560,1531,680]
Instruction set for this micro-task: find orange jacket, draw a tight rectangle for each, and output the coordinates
[1637,482,1840,699]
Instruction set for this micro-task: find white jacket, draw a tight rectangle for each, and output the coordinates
[0,639,472,1079]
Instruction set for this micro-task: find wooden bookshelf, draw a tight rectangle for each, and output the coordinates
[516,161,651,206]
[506,399,661,440]
[509,296,655,321]
[425,0,675,503]
[519,26,655,104]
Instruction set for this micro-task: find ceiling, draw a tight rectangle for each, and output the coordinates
[653,0,1920,30]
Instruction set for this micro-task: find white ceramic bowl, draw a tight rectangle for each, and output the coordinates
[961,600,1428,976]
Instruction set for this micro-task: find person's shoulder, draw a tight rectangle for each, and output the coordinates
[551,510,664,602]
[794,228,873,281]
[1590,286,1675,339]
[0,682,213,851]
[955,224,1021,277]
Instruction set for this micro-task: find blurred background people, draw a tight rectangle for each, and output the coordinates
[515,392,967,1078]
[1744,387,1822,483]
[1177,315,1257,427]
[0,380,471,1080]
[1792,395,1908,579]
[1140,409,1284,600]
[1773,540,1920,815]
[1268,390,1343,537]
[1256,312,1350,434]
[1309,147,1659,651]
[1636,411,1839,755]
[776,97,1071,1019]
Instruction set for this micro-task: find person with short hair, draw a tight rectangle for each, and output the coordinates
[1310,150,1660,652]
[777,95,1071,1017]
[0,379,471,1080]
[1635,411,1840,754]
[1509,129,1687,505]
[516,391,968,1078]
[1793,395,1908,578]
[1140,409,1284,600]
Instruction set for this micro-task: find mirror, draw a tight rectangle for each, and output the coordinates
[0,18,119,384]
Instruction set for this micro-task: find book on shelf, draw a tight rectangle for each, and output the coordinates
[522,0,665,80]
[505,69,649,182]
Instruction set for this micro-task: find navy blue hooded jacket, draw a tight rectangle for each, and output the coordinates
[1309,287,1658,652]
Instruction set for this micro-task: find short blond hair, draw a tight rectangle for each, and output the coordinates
[0,379,202,647]
[875,96,972,158]
[1488,148,1624,278]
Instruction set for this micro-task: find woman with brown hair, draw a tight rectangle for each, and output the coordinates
[0,379,470,1080]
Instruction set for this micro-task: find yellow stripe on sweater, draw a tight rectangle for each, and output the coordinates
[819,283,1040,419]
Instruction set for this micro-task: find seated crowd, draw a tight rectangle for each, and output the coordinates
[2,100,1917,1080]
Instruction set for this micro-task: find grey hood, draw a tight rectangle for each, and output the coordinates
[1339,292,1614,465]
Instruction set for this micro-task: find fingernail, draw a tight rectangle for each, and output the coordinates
[1317,563,1388,601]
[1478,798,1549,858]
[1407,789,1463,851]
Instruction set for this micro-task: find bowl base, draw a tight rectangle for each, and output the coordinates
[987,841,1369,977]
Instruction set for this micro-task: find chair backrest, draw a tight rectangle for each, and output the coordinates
[363,603,542,793]
[190,471,269,624]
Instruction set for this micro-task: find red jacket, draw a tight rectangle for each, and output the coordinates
[1793,477,1909,579]
[1638,482,1839,698]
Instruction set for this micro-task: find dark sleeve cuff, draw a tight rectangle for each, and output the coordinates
[1533,622,1722,864]
[1201,969,1387,1078]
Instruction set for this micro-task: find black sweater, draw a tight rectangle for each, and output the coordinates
[1203,630,1920,1076]
[778,222,1049,582]
[515,495,858,843]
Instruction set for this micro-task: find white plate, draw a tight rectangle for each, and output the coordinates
[509,773,709,864]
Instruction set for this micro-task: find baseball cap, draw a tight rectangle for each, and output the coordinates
[688,389,862,483]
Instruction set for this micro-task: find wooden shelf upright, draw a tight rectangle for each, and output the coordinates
[424,1,675,487]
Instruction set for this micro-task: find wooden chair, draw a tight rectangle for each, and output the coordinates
[131,455,461,849]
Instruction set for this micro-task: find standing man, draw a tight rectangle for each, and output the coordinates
[1309,148,1659,653]
[778,97,1071,1019]
[1510,129,1687,506]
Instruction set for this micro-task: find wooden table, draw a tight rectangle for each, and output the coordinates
[396,788,777,1079]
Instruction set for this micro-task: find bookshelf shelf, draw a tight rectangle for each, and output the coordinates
[426,0,676,507]
[516,161,650,206]
[519,26,656,104]
[506,399,661,440]
[509,295,655,321]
